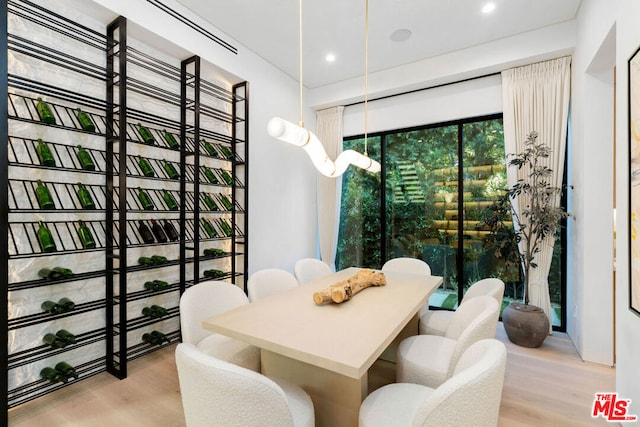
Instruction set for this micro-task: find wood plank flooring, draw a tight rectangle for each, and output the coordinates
[8,323,615,426]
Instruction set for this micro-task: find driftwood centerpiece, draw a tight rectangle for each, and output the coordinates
[313,269,386,305]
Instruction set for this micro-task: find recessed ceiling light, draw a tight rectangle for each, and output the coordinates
[325,53,336,63]
[482,2,496,14]
[390,29,412,42]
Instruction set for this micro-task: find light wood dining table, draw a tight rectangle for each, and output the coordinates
[202,267,442,427]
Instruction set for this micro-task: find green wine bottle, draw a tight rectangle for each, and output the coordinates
[163,160,179,180]
[151,305,168,317]
[203,167,219,184]
[56,329,76,345]
[221,170,233,185]
[203,269,225,279]
[35,180,55,210]
[137,187,155,211]
[203,248,224,257]
[162,190,178,211]
[201,218,217,238]
[77,220,96,249]
[142,306,158,318]
[219,219,233,236]
[41,300,64,314]
[152,279,169,289]
[36,97,56,124]
[40,367,62,384]
[43,333,65,349]
[37,221,57,253]
[36,138,56,167]
[76,108,95,132]
[138,256,154,266]
[76,145,95,171]
[219,195,233,211]
[203,194,218,211]
[137,123,155,145]
[58,297,75,311]
[219,145,233,159]
[137,156,155,177]
[55,361,79,381]
[151,255,168,264]
[203,140,218,157]
[144,280,159,291]
[151,330,170,344]
[163,220,179,241]
[38,267,73,280]
[163,129,180,149]
[150,219,167,243]
[76,183,96,210]
[138,220,155,244]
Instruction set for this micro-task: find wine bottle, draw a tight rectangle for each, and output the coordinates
[137,187,155,210]
[162,190,178,211]
[58,297,75,311]
[219,219,233,236]
[219,145,233,159]
[150,305,168,317]
[37,221,57,253]
[151,330,170,344]
[163,220,179,241]
[36,97,56,124]
[204,248,224,257]
[203,269,225,279]
[138,256,154,266]
[77,220,96,249]
[163,129,180,149]
[41,300,64,314]
[43,333,65,349]
[40,367,62,384]
[221,170,233,185]
[138,156,155,177]
[36,138,56,167]
[151,255,168,264]
[76,108,95,132]
[76,145,95,171]
[35,180,55,210]
[56,329,76,345]
[203,194,218,211]
[138,220,155,244]
[163,160,179,180]
[152,279,169,289]
[203,140,218,157]
[38,267,73,280]
[219,195,233,211]
[150,219,168,243]
[142,331,169,345]
[76,183,96,210]
[55,361,79,381]
[144,280,159,291]
[203,167,219,184]
[137,123,155,144]
[142,306,158,318]
[201,218,217,238]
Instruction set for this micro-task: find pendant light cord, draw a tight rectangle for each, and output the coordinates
[299,0,304,128]
[364,0,369,156]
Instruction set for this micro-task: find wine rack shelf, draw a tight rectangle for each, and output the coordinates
[3,0,249,416]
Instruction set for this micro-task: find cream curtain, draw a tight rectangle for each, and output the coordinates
[315,106,345,270]
[501,56,571,331]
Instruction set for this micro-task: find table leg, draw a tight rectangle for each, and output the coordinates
[261,350,366,427]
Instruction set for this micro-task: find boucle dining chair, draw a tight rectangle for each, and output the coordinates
[381,257,431,276]
[397,295,500,388]
[175,343,315,427]
[360,339,506,427]
[419,277,505,336]
[247,268,299,302]
[179,280,260,372]
[294,258,332,285]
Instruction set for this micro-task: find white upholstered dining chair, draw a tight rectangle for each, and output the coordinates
[419,277,505,336]
[179,280,260,372]
[294,258,332,284]
[381,257,431,276]
[397,295,500,388]
[175,343,315,427]
[360,339,506,427]
[247,268,299,302]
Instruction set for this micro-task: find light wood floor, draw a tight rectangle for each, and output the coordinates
[8,322,615,426]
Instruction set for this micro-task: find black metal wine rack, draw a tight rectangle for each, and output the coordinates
[2,0,249,419]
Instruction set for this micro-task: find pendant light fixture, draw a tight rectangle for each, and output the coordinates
[267,0,380,178]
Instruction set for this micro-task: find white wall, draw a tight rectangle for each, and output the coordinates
[88,0,319,274]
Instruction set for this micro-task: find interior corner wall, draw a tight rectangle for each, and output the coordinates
[88,0,319,274]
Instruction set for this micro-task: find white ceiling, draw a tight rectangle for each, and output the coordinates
[174,0,582,89]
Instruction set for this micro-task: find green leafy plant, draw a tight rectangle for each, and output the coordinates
[484,131,569,305]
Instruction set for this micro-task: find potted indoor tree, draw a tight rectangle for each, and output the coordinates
[484,131,569,348]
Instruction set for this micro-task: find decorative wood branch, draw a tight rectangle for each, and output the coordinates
[313,269,386,305]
